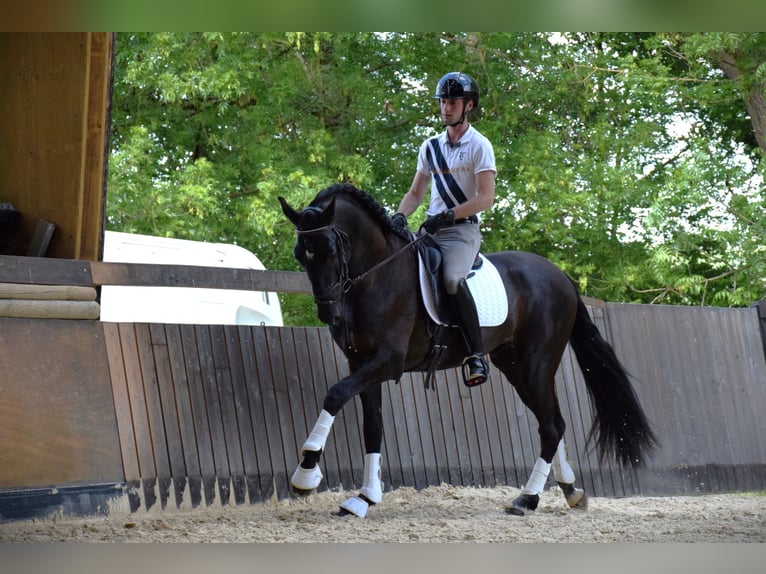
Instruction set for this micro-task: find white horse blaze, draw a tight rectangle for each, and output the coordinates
[552,439,576,484]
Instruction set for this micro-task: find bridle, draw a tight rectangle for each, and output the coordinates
[296,221,428,308]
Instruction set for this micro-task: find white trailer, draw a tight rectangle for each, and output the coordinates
[99,231,283,326]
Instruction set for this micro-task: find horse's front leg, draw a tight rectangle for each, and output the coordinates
[290,408,335,494]
[290,361,390,498]
[338,385,384,517]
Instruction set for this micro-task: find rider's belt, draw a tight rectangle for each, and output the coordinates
[453,215,478,225]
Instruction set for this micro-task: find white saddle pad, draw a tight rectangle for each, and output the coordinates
[418,253,509,327]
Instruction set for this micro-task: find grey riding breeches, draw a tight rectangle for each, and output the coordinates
[427,222,481,295]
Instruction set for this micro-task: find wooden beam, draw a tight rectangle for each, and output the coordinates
[89,261,312,293]
[0,255,93,286]
[0,254,313,294]
[77,33,113,261]
[0,283,96,301]
[0,300,101,320]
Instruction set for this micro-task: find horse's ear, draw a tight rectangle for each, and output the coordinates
[279,196,302,227]
[320,197,336,225]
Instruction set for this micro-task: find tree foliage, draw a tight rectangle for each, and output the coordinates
[107,33,766,324]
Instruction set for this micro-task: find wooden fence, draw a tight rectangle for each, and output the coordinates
[1,254,765,519]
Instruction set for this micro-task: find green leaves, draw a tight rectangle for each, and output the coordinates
[107,33,766,324]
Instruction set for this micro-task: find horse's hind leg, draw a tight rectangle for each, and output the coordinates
[491,350,567,516]
[338,386,385,518]
[552,439,587,509]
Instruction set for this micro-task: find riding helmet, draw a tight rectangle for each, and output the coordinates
[433,72,480,108]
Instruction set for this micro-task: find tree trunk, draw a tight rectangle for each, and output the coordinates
[714,50,766,154]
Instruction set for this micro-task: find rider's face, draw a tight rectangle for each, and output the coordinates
[440,98,471,124]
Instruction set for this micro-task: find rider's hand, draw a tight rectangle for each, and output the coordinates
[422,209,455,234]
[392,212,408,231]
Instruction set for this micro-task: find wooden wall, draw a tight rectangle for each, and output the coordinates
[99,300,766,512]
[0,318,123,489]
[0,33,112,260]
[1,256,765,519]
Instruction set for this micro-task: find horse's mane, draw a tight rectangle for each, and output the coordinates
[313,183,411,242]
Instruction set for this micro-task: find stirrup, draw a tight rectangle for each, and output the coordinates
[462,354,488,387]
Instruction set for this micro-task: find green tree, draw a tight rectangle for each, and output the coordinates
[107,33,765,324]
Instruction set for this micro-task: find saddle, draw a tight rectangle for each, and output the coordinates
[416,235,508,328]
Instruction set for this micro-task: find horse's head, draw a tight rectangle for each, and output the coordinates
[279,195,348,327]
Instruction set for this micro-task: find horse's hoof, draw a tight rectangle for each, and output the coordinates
[290,485,315,497]
[290,463,322,492]
[568,489,588,510]
[505,505,526,516]
[505,493,539,516]
[337,495,373,518]
[558,482,588,510]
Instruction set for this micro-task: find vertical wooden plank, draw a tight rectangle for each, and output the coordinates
[399,371,428,489]
[443,366,476,487]
[117,323,157,508]
[478,367,508,486]
[251,326,290,499]
[385,374,417,488]
[165,323,203,508]
[467,377,499,486]
[179,324,217,506]
[134,323,172,508]
[429,370,462,486]
[243,326,282,502]
[103,323,140,483]
[403,373,439,486]
[236,325,269,503]
[263,327,300,498]
[194,325,231,505]
[149,323,187,508]
[78,32,112,261]
[380,380,406,490]
[208,325,246,505]
[224,325,259,505]
[415,371,451,486]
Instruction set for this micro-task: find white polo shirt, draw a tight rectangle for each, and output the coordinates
[416,124,496,217]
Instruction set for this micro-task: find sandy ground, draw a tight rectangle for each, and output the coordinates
[2,484,765,543]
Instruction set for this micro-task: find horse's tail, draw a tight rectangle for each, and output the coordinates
[568,295,657,470]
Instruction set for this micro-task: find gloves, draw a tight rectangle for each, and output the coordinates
[421,209,455,234]
[392,212,408,231]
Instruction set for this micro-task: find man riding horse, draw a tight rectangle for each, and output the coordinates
[393,72,495,387]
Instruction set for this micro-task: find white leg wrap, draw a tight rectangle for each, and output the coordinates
[552,439,576,484]
[290,463,323,491]
[358,453,383,504]
[522,457,552,496]
[302,409,335,453]
[339,496,370,518]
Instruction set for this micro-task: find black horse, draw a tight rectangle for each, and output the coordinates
[279,183,656,517]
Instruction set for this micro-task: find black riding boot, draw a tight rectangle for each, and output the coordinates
[450,278,488,387]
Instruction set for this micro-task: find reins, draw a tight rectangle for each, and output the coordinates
[296,223,427,302]
[343,232,428,292]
